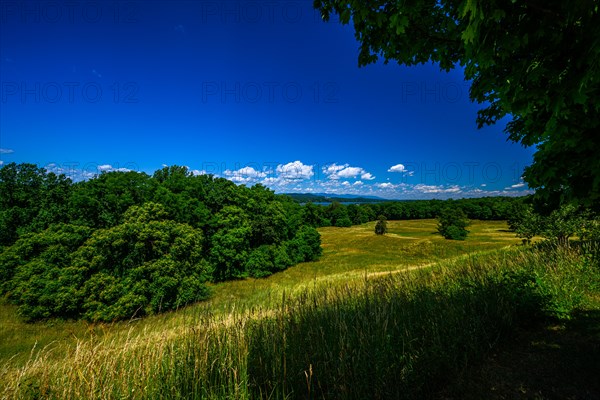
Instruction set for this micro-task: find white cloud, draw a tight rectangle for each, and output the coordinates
[337,167,360,178]
[413,184,462,194]
[227,176,249,183]
[388,164,407,173]
[480,183,487,187]
[277,161,314,180]
[504,182,527,190]
[262,177,280,185]
[0,160,3,166]
[97,164,131,173]
[353,181,364,186]
[0,148,14,154]
[191,169,208,176]
[323,163,373,180]
[361,172,375,180]
[388,163,413,177]
[224,166,268,184]
[377,182,397,189]
[224,166,267,179]
[322,163,346,175]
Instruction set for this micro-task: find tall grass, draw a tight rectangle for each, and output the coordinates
[2,245,598,399]
[0,219,519,368]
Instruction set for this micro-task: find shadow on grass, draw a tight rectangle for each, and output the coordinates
[443,309,600,400]
[245,270,550,400]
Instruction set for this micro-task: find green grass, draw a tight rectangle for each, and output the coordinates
[0,220,519,369]
[1,220,514,367]
[205,219,519,306]
[2,220,597,399]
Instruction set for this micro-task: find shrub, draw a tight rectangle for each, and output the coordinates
[437,208,470,240]
[375,215,387,235]
[335,216,353,227]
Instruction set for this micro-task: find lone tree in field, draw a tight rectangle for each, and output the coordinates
[314,1,600,209]
[375,215,387,235]
[437,208,469,240]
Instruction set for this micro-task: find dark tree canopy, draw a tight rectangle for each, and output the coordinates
[314,0,600,207]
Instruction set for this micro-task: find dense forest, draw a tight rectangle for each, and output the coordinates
[0,163,322,322]
[0,162,545,322]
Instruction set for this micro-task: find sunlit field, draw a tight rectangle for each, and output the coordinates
[207,219,519,305]
[0,219,517,367]
[2,219,596,399]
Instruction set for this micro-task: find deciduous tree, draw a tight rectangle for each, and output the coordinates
[437,208,470,240]
[314,0,600,207]
[375,215,387,235]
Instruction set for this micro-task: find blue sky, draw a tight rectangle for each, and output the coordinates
[0,1,534,199]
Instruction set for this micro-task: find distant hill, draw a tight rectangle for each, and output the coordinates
[283,193,388,203]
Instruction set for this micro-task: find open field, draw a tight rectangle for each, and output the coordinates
[1,220,597,399]
[0,219,517,367]
[206,219,519,305]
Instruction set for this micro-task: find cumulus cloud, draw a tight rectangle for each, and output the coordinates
[0,160,3,166]
[353,181,364,186]
[323,163,373,180]
[338,166,364,179]
[223,166,268,184]
[377,182,397,189]
[0,148,14,154]
[262,177,280,185]
[387,163,414,177]
[322,163,346,175]
[388,164,408,173]
[361,172,375,180]
[277,161,314,180]
[225,166,267,178]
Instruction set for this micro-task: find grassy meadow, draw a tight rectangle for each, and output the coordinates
[1,220,598,399]
[0,220,515,366]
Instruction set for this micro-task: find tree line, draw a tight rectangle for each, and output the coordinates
[0,163,321,322]
[2,162,595,322]
[299,196,522,228]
